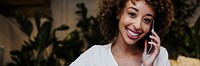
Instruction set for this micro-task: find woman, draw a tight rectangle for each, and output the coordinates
[70,0,174,66]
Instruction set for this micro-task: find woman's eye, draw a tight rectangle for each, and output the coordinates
[143,18,152,24]
[128,13,136,18]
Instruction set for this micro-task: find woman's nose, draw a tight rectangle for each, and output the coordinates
[132,19,142,30]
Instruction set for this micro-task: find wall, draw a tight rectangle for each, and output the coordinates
[0,0,97,65]
[0,15,28,65]
[51,0,97,39]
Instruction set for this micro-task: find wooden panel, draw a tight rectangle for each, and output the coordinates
[0,0,50,17]
[0,0,48,6]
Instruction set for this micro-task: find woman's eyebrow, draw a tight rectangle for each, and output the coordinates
[146,14,154,18]
[128,7,154,17]
[128,7,138,12]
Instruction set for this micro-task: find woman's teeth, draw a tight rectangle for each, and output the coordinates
[127,29,139,36]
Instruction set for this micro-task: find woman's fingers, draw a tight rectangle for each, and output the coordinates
[150,30,161,47]
[148,30,161,53]
[144,40,147,53]
[142,30,161,66]
[151,30,160,40]
[148,42,160,51]
[149,35,161,46]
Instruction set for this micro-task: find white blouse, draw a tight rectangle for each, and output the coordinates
[70,43,170,66]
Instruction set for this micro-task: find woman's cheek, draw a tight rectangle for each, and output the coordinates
[142,24,151,34]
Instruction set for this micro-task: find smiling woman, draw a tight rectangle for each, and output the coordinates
[70,0,174,66]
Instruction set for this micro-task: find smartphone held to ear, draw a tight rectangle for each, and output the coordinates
[146,21,154,54]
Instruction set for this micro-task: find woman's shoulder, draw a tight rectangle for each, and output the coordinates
[154,46,170,66]
[91,43,111,49]
[159,46,168,55]
[76,43,112,59]
[69,43,112,66]
[157,46,169,58]
[86,43,111,52]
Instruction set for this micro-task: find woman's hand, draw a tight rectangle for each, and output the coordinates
[142,30,161,66]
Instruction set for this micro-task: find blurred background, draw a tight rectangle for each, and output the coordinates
[0,0,199,66]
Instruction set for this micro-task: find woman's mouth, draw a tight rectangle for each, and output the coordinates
[126,28,140,40]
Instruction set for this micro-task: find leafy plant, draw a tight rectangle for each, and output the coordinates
[75,3,107,47]
[6,12,69,66]
[162,0,200,59]
[4,2,107,66]
[51,3,107,65]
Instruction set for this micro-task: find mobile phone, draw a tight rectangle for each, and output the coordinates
[146,20,154,54]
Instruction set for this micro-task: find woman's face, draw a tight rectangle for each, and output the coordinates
[117,0,154,45]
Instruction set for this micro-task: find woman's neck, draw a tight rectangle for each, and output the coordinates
[111,34,143,66]
[111,34,143,57]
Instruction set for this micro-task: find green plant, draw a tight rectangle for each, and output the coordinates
[52,3,107,65]
[162,0,200,59]
[75,3,107,47]
[4,2,107,66]
[6,12,69,66]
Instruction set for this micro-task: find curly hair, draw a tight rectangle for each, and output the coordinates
[98,0,174,43]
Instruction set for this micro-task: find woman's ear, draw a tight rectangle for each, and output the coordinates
[116,13,121,19]
[116,9,123,19]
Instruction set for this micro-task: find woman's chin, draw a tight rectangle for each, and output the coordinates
[124,35,144,46]
[125,39,138,45]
